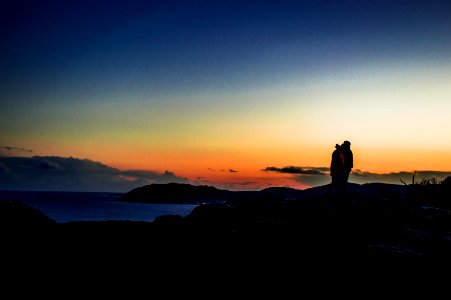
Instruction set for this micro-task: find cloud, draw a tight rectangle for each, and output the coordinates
[291,174,331,187]
[0,156,188,192]
[120,169,186,183]
[262,166,327,175]
[0,146,33,153]
[192,177,211,185]
[262,165,329,187]
[208,167,238,173]
[262,165,451,187]
[3,156,449,192]
[350,169,371,177]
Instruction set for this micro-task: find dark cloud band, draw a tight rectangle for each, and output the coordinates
[262,166,327,175]
[0,146,33,153]
[0,156,187,192]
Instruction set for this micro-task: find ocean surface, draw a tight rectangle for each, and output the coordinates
[0,190,198,223]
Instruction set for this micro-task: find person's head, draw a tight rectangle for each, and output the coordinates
[335,144,340,149]
[342,140,351,148]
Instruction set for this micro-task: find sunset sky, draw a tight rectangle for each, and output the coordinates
[1,0,451,191]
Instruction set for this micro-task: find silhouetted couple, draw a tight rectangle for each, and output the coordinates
[328,140,353,196]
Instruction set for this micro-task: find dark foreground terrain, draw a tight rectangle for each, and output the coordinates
[2,179,451,289]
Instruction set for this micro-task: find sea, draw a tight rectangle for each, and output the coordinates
[0,190,198,223]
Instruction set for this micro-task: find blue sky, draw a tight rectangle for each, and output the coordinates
[1,0,451,191]
[3,0,450,99]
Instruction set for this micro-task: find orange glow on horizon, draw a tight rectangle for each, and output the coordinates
[23,135,451,171]
[17,138,451,190]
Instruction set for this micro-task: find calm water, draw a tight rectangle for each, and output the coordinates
[0,190,197,223]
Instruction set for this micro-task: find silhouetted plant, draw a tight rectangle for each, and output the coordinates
[400,171,416,186]
[401,171,445,186]
[417,177,440,185]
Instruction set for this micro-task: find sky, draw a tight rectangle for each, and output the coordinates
[1,0,451,192]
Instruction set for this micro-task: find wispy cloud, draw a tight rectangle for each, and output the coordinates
[262,166,327,175]
[0,146,33,153]
[0,156,187,192]
[208,167,239,173]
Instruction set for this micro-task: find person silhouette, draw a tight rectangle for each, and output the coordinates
[328,143,344,195]
[340,140,353,193]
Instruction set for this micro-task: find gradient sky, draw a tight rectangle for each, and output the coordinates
[1,0,451,191]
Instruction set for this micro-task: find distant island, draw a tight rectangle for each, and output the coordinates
[119,182,232,204]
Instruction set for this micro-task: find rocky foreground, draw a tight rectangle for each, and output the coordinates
[2,179,451,284]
